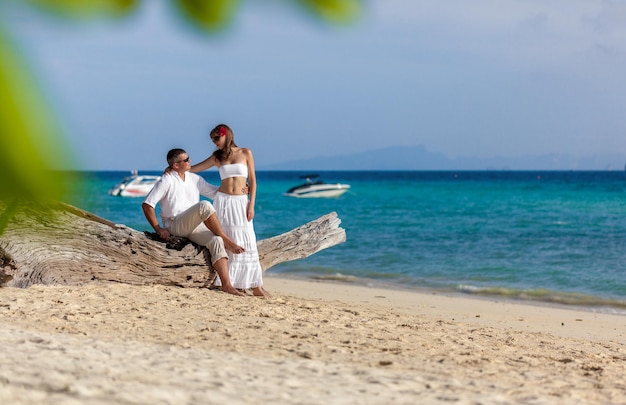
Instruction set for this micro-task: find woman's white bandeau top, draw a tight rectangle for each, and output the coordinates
[219,163,248,180]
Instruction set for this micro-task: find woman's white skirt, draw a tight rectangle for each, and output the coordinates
[212,192,263,289]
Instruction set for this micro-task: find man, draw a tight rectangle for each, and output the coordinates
[142,148,245,296]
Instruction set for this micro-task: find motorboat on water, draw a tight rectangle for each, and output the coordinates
[283,174,350,198]
[108,170,160,197]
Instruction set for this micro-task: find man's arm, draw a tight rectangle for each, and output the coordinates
[142,202,169,240]
[197,176,219,200]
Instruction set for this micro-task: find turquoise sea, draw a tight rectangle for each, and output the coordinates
[66,170,626,314]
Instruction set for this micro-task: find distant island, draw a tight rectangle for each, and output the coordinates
[257,145,626,171]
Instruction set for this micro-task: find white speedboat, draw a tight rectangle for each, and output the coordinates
[284,174,350,198]
[109,171,160,197]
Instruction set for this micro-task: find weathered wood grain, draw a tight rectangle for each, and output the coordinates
[0,202,346,288]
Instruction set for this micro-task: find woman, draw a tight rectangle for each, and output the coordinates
[191,124,268,297]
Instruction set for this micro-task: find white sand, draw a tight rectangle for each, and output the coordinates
[1,276,625,404]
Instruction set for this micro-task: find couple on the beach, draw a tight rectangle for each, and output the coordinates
[141,124,268,297]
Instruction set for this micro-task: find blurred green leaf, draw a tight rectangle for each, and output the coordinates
[25,0,138,19]
[298,0,362,24]
[0,26,69,215]
[172,0,241,32]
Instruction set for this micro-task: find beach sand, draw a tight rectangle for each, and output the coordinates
[1,275,625,404]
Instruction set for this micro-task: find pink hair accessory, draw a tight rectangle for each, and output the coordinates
[219,126,228,136]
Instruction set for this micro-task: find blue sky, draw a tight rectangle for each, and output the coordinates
[3,1,626,170]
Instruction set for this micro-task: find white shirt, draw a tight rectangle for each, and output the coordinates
[143,171,218,220]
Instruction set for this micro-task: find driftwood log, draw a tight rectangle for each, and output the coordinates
[0,202,346,288]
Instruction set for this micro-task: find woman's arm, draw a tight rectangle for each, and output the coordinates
[245,148,257,222]
[190,155,216,173]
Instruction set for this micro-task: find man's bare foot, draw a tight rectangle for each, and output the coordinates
[224,239,245,254]
[252,287,270,298]
[221,286,245,296]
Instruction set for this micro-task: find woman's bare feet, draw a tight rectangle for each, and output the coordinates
[252,287,270,298]
[221,285,245,296]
